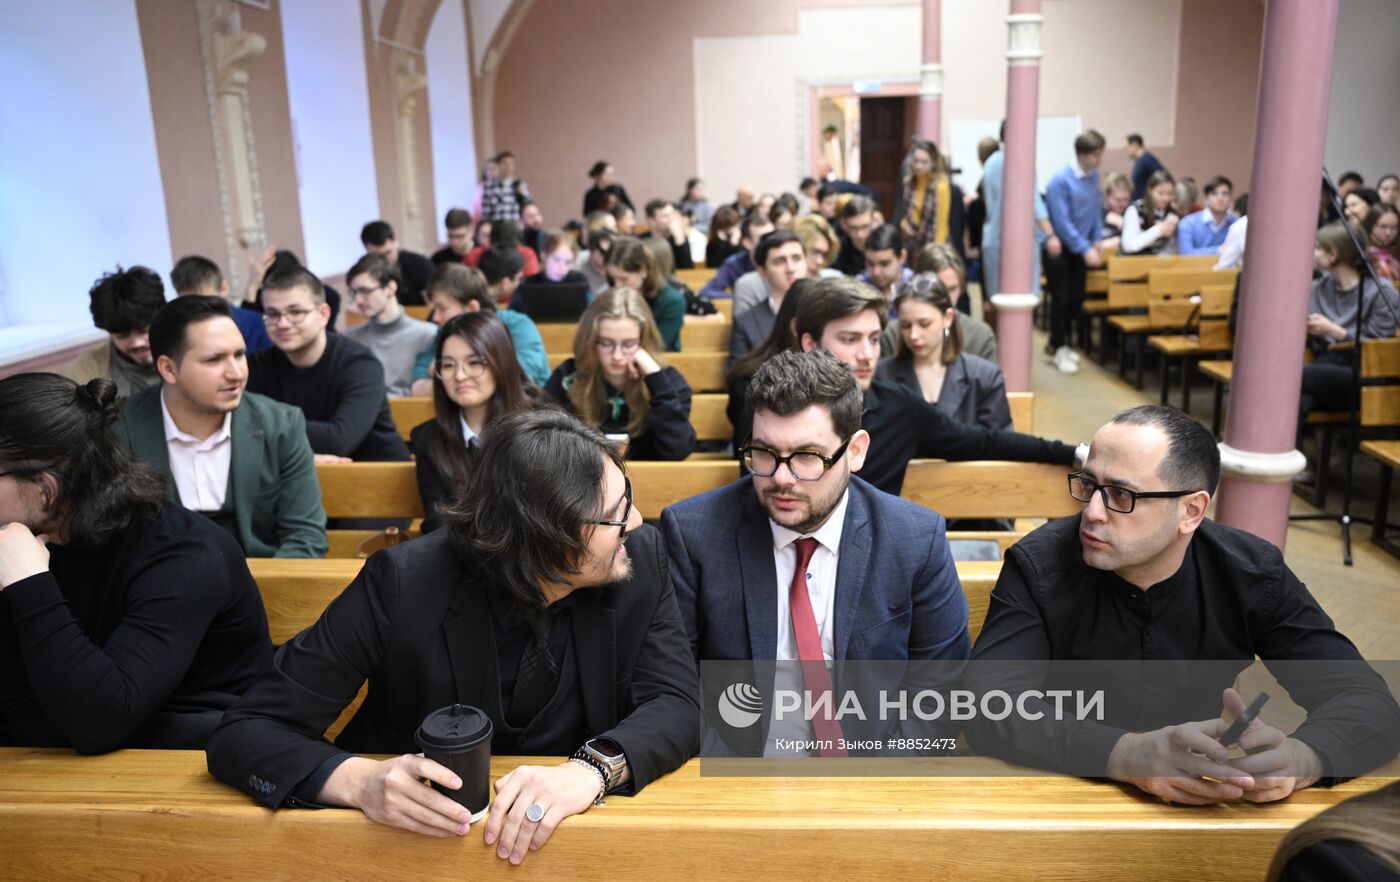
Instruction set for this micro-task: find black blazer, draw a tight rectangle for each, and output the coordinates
[873,353,1013,431]
[206,526,704,807]
[408,420,461,534]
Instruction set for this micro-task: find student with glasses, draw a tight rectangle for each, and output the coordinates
[343,253,438,397]
[542,287,696,461]
[246,267,410,463]
[661,349,969,757]
[968,405,1400,805]
[208,409,703,860]
[411,312,551,533]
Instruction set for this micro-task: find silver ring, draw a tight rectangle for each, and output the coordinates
[525,803,546,823]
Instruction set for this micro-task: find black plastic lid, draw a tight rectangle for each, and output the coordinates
[416,703,493,752]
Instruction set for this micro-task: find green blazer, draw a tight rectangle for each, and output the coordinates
[118,387,328,558]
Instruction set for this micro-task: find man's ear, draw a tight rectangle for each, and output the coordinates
[800,332,818,353]
[1179,490,1211,535]
[846,429,871,474]
[156,353,179,385]
[466,300,482,313]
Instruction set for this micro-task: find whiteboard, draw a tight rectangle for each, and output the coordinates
[949,115,1084,196]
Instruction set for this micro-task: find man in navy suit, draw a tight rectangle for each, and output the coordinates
[661,349,969,756]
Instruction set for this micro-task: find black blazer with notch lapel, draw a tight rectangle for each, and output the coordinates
[873,353,1013,431]
[205,524,703,807]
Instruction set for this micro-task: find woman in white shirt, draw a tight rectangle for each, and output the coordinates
[1120,170,1180,256]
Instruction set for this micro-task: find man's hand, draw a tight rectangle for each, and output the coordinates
[1083,246,1104,268]
[1219,688,1322,803]
[0,523,50,590]
[1306,313,1346,341]
[321,755,473,838]
[1045,234,1063,259]
[313,453,354,464]
[483,762,603,865]
[1106,720,1254,805]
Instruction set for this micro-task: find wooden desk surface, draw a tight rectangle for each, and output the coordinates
[1,748,1388,881]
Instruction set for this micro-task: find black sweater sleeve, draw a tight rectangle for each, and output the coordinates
[305,349,392,458]
[4,558,246,754]
[631,367,696,461]
[906,388,1076,465]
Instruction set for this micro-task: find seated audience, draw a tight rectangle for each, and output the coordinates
[798,176,819,214]
[117,296,326,558]
[1298,221,1400,442]
[480,151,531,225]
[793,214,843,279]
[706,205,743,269]
[731,184,756,217]
[410,313,548,533]
[578,228,617,298]
[768,200,795,231]
[1378,174,1399,207]
[0,373,272,751]
[875,274,1011,430]
[1177,176,1238,255]
[543,287,696,461]
[1215,194,1250,271]
[754,193,778,222]
[519,201,546,258]
[606,238,685,352]
[1267,781,1400,882]
[815,184,839,221]
[343,254,438,398]
[731,231,809,365]
[360,220,434,306]
[247,267,410,463]
[1365,204,1400,283]
[523,230,591,294]
[613,203,637,236]
[241,248,343,329]
[1338,170,1366,198]
[431,208,475,266]
[796,277,1076,495]
[206,409,703,855]
[1125,133,1166,201]
[474,220,493,248]
[1099,172,1133,251]
[894,137,965,259]
[679,177,714,232]
[832,195,878,276]
[466,220,541,277]
[413,263,549,391]
[858,224,914,310]
[478,245,527,310]
[969,406,1400,802]
[1120,170,1180,256]
[700,213,775,300]
[61,265,166,399]
[662,349,970,756]
[644,199,696,270]
[910,244,998,361]
[582,160,634,216]
[727,279,814,453]
[1172,176,1201,217]
[1345,187,1383,226]
[170,255,272,353]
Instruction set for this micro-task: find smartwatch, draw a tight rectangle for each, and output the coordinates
[576,737,628,793]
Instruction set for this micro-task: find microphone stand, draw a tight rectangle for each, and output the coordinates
[1288,169,1400,564]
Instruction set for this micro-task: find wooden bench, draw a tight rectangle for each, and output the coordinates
[900,460,1078,521]
[539,321,732,353]
[1108,269,1238,388]
[6,748,1391,882]
[547,351,729,392]
[675,267,717,290]
[345,304,431,327]
[1082,256,1219,360]
[1362,439,1400,560]
[1147,283,1236,410]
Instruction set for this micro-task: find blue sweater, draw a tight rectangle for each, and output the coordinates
[1044,163,1103,255]
[1176,210,1238,256]
[699,250,754,299]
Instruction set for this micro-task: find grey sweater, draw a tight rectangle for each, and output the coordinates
[344,311,438,397]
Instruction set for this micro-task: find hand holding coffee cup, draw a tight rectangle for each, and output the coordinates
[415,704,494,822]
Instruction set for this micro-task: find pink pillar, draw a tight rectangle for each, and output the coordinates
[917,0,942,143]
[991,0,1044,392]
[1215,0,1340,549]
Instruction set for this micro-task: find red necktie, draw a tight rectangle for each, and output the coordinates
[789,538,847,757]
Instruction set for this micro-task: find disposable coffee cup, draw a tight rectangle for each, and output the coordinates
[415,703,494,822]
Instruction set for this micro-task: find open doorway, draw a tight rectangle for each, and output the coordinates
[806,80,920,218]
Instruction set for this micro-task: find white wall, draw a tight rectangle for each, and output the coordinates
[427,0,479,242]
[281,0,381,278]
[0,0,170,336]
[1325,0,1400,183]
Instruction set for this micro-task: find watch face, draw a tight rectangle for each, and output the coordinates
[589,738,624,759]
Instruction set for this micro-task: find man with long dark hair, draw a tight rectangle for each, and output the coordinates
[0,372,271,752]
[207,410,702,862]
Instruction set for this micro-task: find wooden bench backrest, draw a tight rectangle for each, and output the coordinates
[692,393,732,441]
[1147,298,1199,329]
[1360,339,1400,427]
[546,351,729,392]
[345,305,431,327]
[1198,320,1234,350]
[389,397,434,439]
[712,299,733,320]
[537,323,578,353]
[318,462,424,518]
[1147,268,1239,297]
[680,320,732,351]
[899,460,1079,519]
[1362,387,1400,427]
[1007,391,1033,434]
[1107,281,1149,309]
[676,268,717,289]
[629,460,737,517]
[1362,338,1400,379]
[1199,284,1235,317]
[1106,254,1216,282]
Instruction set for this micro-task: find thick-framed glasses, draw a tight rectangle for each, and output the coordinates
[262,307,315,326]
[589,476,633,532]
[435,358,489,379]
[1068,471,1199,514]
[597,339,641,355]
[740,436,852,482]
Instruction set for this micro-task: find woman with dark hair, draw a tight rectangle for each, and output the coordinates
[1267,781,1400,881]
[1364,204,1400,283]
[1120,169,1180,256]
[1345,188,1382,226]
[525,230,590,287]
[725,277,813,453]
[605,237,686,351]
[875,273,1011,430]
[542,287,695,461]
[679,177,713,232]
[0,373,271,752]
[582,161,634,217]
[705,205,742,269]
[409,313,548,532]
[1379,174,1399,207]
[894,138,966,259]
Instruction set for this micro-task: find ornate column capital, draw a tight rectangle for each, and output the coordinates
[212,29,266,97]
[919,63,944,99]
[1006,13,1044,65]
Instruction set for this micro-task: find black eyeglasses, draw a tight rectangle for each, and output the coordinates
[1068,472,1201,514]
[740,437,852,482]
[590,477,633,532]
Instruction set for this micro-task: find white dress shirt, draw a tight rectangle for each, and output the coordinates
[459,412,479,448]
[765,488,851,756]
[1215,215,1248,270]
[1120,204,1177,255]
[161,389,233,511]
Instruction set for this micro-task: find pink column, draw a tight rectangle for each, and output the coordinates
[917,0,942,143]
[1215,0,1340,548]
[991,0,1044,392]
